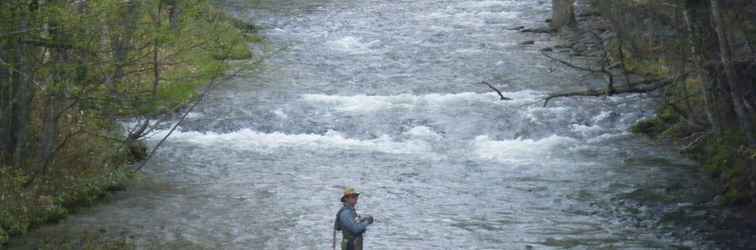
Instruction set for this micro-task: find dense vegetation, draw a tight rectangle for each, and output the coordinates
[554,0,756,205]
[0,0,254,246]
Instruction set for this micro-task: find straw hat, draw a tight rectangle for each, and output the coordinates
[340,187,360,202]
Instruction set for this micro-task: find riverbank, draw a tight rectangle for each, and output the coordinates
[0,1,258,248]
[589,0,755,207]
[537,0,756,247]
[542,0,756,207]
[0,167,137,249]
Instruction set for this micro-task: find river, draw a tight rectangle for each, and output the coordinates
[9,0,739,249]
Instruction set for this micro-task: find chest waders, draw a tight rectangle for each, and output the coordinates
[333,207,363,250]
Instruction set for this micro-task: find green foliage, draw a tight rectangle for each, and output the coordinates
[0,168,33,236]
[25,231,134,250]
[91,0,256,117]
[0,0,258,246]
[723,184,752,206]
[0,227,7,245]
[636,118,755,206]
[702,141,734,176]
[0,166,135,246]
[684,131,754,205]
[631,118,663,135]
[625,58,672,78]
[630,105,680,137]
[658,122,691,139]
[606,38,673,78]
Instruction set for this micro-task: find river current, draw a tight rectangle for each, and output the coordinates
[11,0,732,249]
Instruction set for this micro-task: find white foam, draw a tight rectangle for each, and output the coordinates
[302,91,543,112]
[328,36,379,54]
[153,129,434,155]
[586,131,631,144]
[185,112,204,119]
[404,126,443,140]
[472,135,577,164]
[591,111,614,123]
[521,106,571,124]
[455,48,483,54]
[456,0,508,9]
[570,124,604,137]
[443,1,520,26]
[273,109,288,119]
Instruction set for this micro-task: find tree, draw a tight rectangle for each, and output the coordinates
[0,0,252,174]
[710,0,755,145]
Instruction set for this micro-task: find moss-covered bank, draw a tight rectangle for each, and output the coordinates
[632,108,756,206]
[0,166,136,249]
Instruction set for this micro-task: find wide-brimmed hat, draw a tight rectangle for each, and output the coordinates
[340,187,360,202]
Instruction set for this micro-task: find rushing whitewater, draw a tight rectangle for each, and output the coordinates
[16,0,725,249]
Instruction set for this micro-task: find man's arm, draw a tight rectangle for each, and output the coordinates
[338,209,368,235]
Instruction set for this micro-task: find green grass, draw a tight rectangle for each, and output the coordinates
[0,166,136,246]
[12,230,135,250]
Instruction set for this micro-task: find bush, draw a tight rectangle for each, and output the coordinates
[30,231,134,250]
[631,117,668,136]
[0,227,7,245]
[0,166,135,247]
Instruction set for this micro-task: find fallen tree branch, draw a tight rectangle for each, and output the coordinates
[681,131,709,152]
[134,67,246,172]
[479,81,512,100]
[542,75,684,107]
[134,79,219,171]
[541,50,602,73]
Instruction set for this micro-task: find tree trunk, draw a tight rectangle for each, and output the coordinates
[0,40,11,165]
[551,0,576,30]
[166,0,180,32]
[36,90,60,174]
[152,1,162,97]
[12,2,37,168]
[710,0,755,145]
[36,0,70,175]
[683,1,718,132]
[109,1,139,101]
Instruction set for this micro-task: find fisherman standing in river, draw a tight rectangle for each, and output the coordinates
[333,187,374,250]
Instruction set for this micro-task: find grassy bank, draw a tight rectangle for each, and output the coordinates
[0,0,259,247]
[0,166,135,248]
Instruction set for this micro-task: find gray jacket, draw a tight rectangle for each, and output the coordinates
[335,203,369,238]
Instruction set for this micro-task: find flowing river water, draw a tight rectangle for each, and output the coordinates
[11,0,752,249]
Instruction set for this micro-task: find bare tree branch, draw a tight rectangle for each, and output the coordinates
[479,81,512,100]
[542,75,684,107]
[134,68,246,171]
[541,50,602,73]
